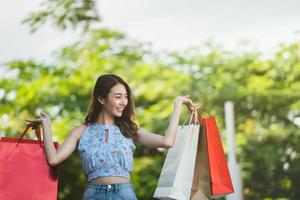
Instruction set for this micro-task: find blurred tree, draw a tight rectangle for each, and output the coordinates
[22,0,100,32]
[2,3,300,198]
[1,33,300,199]
[165,42,300,199]
[0,28,191,199]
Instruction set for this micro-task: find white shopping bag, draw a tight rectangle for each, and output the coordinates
[154,112,200,200]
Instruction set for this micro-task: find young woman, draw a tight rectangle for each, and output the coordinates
[29,74,197,200]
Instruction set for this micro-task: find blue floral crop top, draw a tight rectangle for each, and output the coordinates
[78,123,136,181]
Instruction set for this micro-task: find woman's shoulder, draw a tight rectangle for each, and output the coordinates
[70,124,88,140]
[73,124,88,131]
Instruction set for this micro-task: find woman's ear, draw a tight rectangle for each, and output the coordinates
[97,97,105,105]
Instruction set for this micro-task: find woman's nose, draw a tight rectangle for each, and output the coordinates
[120,98,126,105]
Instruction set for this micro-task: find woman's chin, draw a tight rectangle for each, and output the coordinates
[114,112,123,117]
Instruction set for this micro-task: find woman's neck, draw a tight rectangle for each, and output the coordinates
[96,111,115,125]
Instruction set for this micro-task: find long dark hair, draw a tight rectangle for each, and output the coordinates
[84,74,138,139]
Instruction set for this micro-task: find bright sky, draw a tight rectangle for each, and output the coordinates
[0,0,300,63]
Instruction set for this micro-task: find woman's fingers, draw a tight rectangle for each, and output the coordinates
[40,112,50,119]
[179,95,201,115]
[25,112,50,125]
[26,118,42,122]
[180,96,198,111]
[26,118,40,122]
[25,119,42,126]
[40,112,48,117]
[192,105,200,109]
[188,105,201,114]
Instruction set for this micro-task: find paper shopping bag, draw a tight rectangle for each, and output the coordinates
[192,116,234,199]
[0,123,59,200]
[191,125,211,200]
[154,112,200,200]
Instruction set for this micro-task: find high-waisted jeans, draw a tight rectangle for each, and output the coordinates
[83,182,137,200]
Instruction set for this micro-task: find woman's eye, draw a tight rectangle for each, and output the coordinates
[115,95,127,99]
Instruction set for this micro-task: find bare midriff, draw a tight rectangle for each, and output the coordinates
[89,176,130,184]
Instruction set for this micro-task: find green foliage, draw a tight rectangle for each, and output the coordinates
[57,153,85,199]
[132,155,164,200]
[1,29,300,199]
[22,0,100,32]
[165,42,300,199]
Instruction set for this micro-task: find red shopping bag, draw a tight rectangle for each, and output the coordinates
[0,123,59,200]
[202,116,234,197]
[191,116,234,199]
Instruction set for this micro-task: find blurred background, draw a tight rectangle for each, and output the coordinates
[1,0,300,199]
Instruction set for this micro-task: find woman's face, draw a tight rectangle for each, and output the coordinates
[100,83,128,117]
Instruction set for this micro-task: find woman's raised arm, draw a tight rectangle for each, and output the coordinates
[136,95,197,148]
[27,113,86,166]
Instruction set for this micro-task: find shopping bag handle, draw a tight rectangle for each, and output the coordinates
[182,108,199,126]
[197,111,212,126]
[189,108,199,125]
[199,112,209,119]
[16,122,43,147]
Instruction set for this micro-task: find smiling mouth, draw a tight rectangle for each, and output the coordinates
[116,107,124,112]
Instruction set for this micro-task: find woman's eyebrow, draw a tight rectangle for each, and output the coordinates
[114,93,128,95]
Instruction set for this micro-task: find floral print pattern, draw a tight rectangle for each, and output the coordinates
[78,123,136,181]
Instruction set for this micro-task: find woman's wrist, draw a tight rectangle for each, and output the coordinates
[175,96,183,104]
[42,121,51,129]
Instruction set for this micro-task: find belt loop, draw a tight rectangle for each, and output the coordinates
[115,183,118,194]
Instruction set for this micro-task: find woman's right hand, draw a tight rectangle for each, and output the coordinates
[26,112,51,127]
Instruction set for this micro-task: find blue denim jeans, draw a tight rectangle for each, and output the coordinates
[83,182,137,200]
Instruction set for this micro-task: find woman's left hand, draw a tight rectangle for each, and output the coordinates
[175,95,199,112]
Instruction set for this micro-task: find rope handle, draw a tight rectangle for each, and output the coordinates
[16,121,43,147]
[188,109,210,124]
[199,111,209,118]
[182,107,200,126]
